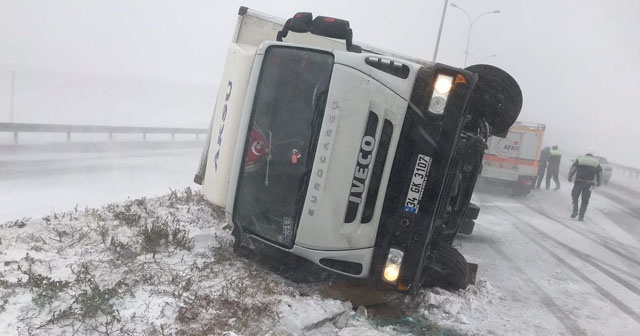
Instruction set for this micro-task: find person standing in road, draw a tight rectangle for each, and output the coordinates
[534,146,551,189]
[568,148,602,221]
[546,145,562,190]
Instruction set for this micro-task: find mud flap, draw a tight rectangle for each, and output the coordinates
[466,262,478,286]
[458,218,475,235]
[459,202,479,235]
[465,202,480,220]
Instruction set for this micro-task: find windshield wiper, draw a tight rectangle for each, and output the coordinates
[265,130,272,186]
[294,90,327,215]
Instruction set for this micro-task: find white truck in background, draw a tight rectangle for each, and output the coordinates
[194,7,523,292]
[479,121,545,195]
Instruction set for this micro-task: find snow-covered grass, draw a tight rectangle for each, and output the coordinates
[0,188,289,335]
[0,188,496,336]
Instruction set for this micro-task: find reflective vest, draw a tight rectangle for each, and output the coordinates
[548,149,562,168]
[550,149,562,157]
[572,155,601,182]
[577,155,599,167]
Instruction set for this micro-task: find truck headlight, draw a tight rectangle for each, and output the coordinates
[429,74,454,114]
[382,248,404,283]
[434,75,453,94]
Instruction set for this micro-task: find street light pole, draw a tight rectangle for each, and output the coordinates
[432,0,450,62]
[10,70,15,123]
[450,4,500,67]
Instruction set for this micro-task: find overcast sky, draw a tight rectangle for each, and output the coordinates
[1,0,639,167]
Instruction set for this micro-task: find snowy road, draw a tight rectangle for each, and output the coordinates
[456,177,640,335]
[0,147,202,223]
[1,147,640,335]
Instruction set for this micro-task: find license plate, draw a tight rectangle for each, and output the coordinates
[404,154,432,214]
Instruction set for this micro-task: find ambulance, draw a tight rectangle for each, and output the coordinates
[480,121,545,194]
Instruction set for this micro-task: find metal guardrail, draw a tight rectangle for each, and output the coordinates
[6,122,637,178]
[612,162,640,179]
[0,122,207,144]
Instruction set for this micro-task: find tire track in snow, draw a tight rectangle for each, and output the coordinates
[494,207,640,325]
[600,184,640,219]
[607,181,640,197]
[477,197,640,273]
[587,256,640,283]
[522,204,640,273]
[477,235,587,336]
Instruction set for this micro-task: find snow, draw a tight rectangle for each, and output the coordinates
[0,190,398,335]
[0,148,202,223]
[1,148,640,335]
[609,170,640,193]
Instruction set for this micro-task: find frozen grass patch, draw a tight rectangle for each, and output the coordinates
[0,188,354,335]
[0,187,483,335]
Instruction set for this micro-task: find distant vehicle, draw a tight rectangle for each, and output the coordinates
[594,155,612,184]
[479,122,546,195]
[194,7,522,292]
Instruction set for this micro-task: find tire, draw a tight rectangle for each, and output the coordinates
[422,240,470,290]
[465,64,523,136]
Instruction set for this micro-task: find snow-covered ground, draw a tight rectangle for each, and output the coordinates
[609,170,640,193]
[1,148,639,335]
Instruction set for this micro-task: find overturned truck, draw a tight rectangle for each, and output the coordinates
[194,7,522,292]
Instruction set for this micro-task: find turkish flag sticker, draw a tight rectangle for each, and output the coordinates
[245,125,270,171]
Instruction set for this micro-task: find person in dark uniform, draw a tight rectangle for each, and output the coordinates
[568,148,602,221]
[534,146,551,189]
[546,145,562,190]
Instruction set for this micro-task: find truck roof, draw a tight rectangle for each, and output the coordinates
[235,6,436,67]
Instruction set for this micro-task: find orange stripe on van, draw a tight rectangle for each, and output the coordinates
[483,154,538,167]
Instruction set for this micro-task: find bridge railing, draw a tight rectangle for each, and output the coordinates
[0,122,207,144]
[612,162,640,180]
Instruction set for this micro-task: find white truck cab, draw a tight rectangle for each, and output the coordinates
[194,7,523,292]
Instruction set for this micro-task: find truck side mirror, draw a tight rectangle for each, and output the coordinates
[277,12,362,53]
[277,12,314,41]
[310,16,362,53]
[310,16,350,40]
[289,12,313,32]
[466,64,523,137]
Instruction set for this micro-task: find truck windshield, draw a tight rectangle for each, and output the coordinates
[233,46,334,248]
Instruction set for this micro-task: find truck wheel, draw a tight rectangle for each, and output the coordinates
[465,64,522,136]
[422,240,470,290]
